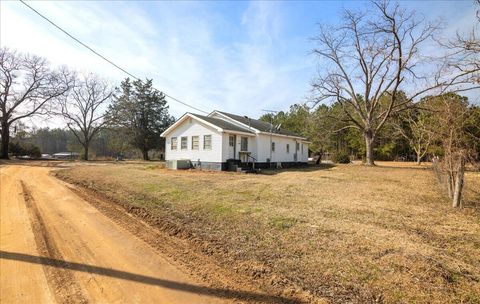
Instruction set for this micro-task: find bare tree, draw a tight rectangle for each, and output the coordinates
[59,74,112,160]
[430,94,478,208]
[393,109,432,165]
[311,1,479,165]
[0,48,73,159]
[431,1,480,208]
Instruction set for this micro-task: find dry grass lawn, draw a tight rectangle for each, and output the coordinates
[55,162,480,303]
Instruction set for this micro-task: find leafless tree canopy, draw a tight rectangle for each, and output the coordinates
[393,109,432,165]
[59,74,112,160]
[439,0,480,87]
[311,0,479,165]
[0,48,73,158]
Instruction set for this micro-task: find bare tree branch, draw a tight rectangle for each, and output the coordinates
[0,48,73,159]
[58,73,112,160]
[311,0,477,165]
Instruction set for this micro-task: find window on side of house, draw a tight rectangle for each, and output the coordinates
[296,142,300,151]
[271,142,275,152]
[171,137,177,150]
[229,135,234,147]
[203,135,212,150]
[181,136,188,150]
[286,143,290,153]
[192,136,199,150]
[301,143,304,154]
[241,137,248,151]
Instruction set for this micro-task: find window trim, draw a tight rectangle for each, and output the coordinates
[181,136,188,150]
[240,136,248,151]
[203,135,212,150]
[171,137,177,150]
[229,135,234,147]
[191,136,199,150]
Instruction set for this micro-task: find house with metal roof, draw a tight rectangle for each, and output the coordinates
[160,111,310,171]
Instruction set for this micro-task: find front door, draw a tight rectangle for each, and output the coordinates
[228,135,236,159]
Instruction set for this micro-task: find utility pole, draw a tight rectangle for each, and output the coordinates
[261,109,279,166]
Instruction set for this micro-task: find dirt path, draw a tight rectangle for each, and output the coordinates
[0,164,234,303]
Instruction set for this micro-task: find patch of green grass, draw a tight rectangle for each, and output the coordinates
[205,202,236,217]
[143,183,159,193]
[269,216,298,230]
[143,163,166,170]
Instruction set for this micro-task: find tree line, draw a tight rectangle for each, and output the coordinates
[1,0,478,207]
[259,0,479,207]
[0,48,174,160]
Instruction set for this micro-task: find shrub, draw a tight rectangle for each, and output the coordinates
[9,142,41,158]
[334,152,351,164]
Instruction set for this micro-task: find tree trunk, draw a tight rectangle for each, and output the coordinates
[364,133,375,166]
[0,122,10,159]
[142,149,149,161]
[452,158,465,208]
[315,151,322,164]
[446,172,454,199]
[416,150,422,165]
[83,143,89,161]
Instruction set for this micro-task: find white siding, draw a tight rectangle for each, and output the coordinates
[221,133,231,161]
[299,141,309,162]
[164,113,309,164]
[165,118,223,162]
[255,134,308,162]
[221,133,257,161]
[270,135,296,163]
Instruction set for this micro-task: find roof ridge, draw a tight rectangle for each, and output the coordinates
[214,111,305,138]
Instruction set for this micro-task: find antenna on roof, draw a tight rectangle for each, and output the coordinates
[244,116,251,129]
[261,109,280,164]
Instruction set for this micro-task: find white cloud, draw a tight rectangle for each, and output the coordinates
[2,0,475,131]
[1,1,315,126]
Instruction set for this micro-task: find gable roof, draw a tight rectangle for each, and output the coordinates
[213,111,305,138]
[189,113,254,134]
[161,110,308,140]
[160,112,254,137]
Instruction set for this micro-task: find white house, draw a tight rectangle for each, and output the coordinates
[161,111,310,171]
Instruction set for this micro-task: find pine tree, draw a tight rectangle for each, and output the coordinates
[107,78,175,160]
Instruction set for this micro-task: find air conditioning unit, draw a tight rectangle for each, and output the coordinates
[166,159,191,170]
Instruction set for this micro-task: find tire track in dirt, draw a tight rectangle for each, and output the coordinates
[20,181,88,304]
[64,182,303,304]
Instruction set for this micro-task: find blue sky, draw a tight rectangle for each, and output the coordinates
[1,0,478,125]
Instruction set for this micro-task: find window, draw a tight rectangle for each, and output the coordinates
[301,143,304,154]
[192,136,199,150]
[286,144,290,153]
[229,135,234,147]
[171,137,177,150]
[271,142,275,152]
[296,142,300,151]
[203,135,212,150]
[181,137,188,150]
[241,137,248,151]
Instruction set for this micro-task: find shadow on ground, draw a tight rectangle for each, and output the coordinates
[259,163,335,175]
[0,250,298,303]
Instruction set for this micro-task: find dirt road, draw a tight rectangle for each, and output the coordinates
[0,164,234,303]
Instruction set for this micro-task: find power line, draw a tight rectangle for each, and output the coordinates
[19,0,209,115]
